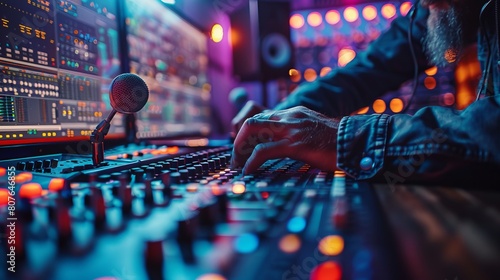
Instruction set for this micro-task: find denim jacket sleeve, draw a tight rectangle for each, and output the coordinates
[274,5,431,117]
[337,95,500,184]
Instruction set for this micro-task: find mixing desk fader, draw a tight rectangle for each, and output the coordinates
[0,146,403,280]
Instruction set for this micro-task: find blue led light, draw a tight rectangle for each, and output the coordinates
[287,216,307,233]
[234,233,259,254]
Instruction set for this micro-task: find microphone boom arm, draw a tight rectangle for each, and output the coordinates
[91,110,116,166]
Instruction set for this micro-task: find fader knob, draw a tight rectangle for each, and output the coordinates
[170,172,181,184]
[132,168,145,182]
[179,169,189,181]
[170,160,179,170]
[145,167,156,178]
[161,171,172,197]
[49,197,72,249]
[187,166,197,178]
[184,155,194,164]
[91,187,106,229]
[200,162,209,175]
[144,176,154,205]
[14,185,37,222]
[177,215,198,263]
[26,161,35,171]
[212,158,221,169]
[119,173,132,215]
[217,156,226,167]
[34,160,43,170]
[16,161,26,170]
[97,174,111,183]
[51,158,59,168]
[144,240,164,280]
[207,160,215,172]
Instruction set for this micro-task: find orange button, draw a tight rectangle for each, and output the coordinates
[49,178,66,192]
[0,189,10,206]
[15,172,33,184]
[19,183,43,199]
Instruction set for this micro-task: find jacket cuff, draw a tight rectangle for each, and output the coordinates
[337,114,390,179]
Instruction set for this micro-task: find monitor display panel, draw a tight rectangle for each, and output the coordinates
[123,0,211,140]
[0,0,124,146]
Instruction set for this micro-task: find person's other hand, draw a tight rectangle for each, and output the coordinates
[231,100,268,138]
[231,106,339,174]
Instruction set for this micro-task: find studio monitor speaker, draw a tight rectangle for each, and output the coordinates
[230,0,293,82]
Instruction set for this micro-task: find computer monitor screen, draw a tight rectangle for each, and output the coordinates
[123,0,211,140]
[0,0,124,146]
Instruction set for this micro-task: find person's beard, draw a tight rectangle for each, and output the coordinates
[423,5,463,67]
[423,1,486,67]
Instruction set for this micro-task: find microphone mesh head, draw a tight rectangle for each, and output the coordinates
[109,73,149,114]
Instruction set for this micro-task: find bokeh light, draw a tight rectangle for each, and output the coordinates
[454,45,481,109]
[343,7,359,23]
[400,2,413,16]
[362,5,377,21]
[290,14,305,29]
[425,66,438,76]
[232,182,246,194]
[304,68,318,82]
[356,106,369,114]
[338,48,356,67]
[196,274,226,280]
[287,216,307,233]
[289,68,301,82]
[210,24,223,43]
[424,77,437,90]
[442,92,455,106]
[389,98,404,113]
[381,3,397,19]
[325,10,341,25]
[310,261,342,280]
[279,234,302,253]
[320,67,332,77]
[318,235,344,256]
[210,183,224,195]
[307,12,323,27]
[373,99,386,113]
[234,233,259,253]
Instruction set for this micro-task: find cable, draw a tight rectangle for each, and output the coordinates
[401,3,419,114]
[496,0,500,73]
[476,0,493,100]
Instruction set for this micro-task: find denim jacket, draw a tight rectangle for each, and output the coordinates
[275,2,500,184]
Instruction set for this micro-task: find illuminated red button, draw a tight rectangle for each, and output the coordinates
[19,183,43,199]
[0,189,10,206]
[310,261,342,280]
[49,178,66,192]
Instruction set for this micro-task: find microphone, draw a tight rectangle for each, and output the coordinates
[90,73,149,166]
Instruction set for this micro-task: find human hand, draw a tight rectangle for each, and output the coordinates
[231,100,268,138]
[231,106,340,174]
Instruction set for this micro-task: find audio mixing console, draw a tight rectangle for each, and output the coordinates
[0,145,402,280]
